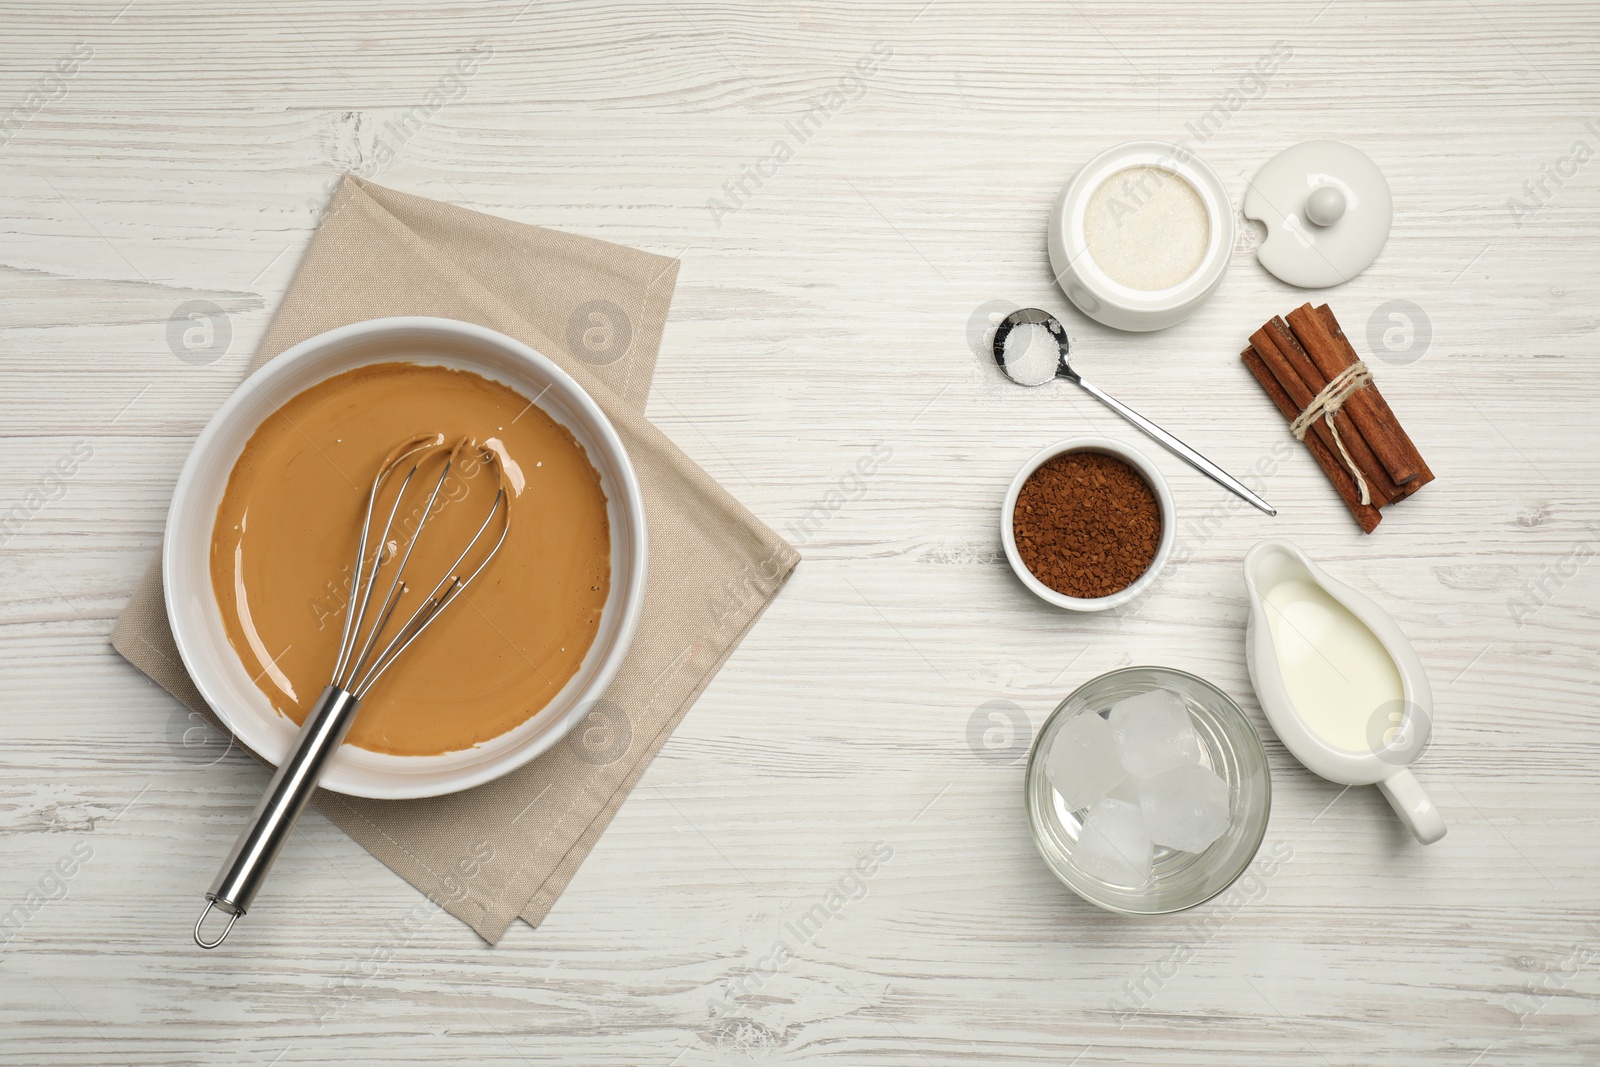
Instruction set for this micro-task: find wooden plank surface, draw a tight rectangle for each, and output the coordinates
[2,1,1598,1063]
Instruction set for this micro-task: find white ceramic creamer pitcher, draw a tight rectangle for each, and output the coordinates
[1243,539,1445,844]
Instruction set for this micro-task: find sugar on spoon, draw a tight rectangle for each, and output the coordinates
[993,307,1275,516]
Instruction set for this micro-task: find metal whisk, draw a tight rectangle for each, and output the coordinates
[194,434,509,948]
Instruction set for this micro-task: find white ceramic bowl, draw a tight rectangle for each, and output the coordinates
[1047,140,1235,332]
[1001,437,1174,612]
[163,317,647,800]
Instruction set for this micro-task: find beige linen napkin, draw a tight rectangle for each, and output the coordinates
[111,177,798,943]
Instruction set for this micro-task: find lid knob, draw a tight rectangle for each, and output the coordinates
[1305,184,1346,227]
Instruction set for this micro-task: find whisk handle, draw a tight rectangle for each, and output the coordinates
[194,685,362,948]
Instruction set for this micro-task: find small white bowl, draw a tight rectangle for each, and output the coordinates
[1001,437,1174,612]
[1047,140,1235,333]
[163,317,648,800]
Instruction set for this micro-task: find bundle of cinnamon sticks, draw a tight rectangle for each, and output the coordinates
[1242,304,1432,533]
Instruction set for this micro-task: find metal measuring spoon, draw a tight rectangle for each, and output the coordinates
[993,308,1275,516]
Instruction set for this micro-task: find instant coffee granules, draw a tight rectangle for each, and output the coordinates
[1012,450,1162,599]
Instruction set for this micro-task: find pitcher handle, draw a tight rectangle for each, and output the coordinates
[1378,768,1446,845]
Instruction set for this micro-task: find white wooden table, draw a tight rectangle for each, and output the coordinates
[3,2,1597,1063]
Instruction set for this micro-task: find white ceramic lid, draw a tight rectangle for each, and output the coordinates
[1243,140,1392,288]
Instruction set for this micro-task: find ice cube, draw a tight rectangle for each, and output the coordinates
[1138,763,1231,853]
[1108,689,1200,777]
[1045,712,1126,811]
[1071,798,1152,886]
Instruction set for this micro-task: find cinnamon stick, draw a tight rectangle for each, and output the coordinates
[1249,326,1404,507]
[1267,317,1326,397]
[1285,303,1420,485]
[1269,317,1408,503]
[1241,348,1381,533]
[1314,303,1434,491]
[1275,310,1428,502]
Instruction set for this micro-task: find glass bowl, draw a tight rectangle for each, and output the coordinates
[1025,666,1271,914]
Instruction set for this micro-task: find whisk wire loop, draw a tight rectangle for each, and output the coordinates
[336,436,510,699]
[350,487,508,696]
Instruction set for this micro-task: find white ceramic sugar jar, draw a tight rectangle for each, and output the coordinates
[1048,141,1235,333]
